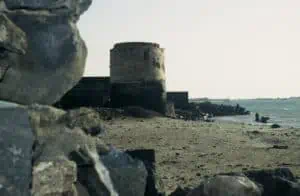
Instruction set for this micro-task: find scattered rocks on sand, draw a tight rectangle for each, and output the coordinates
[271,124,281,129]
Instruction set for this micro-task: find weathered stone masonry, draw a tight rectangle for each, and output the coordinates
[55,77,110,109]
[110,42,167,113]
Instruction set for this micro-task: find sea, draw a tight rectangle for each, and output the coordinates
[208,98,300,128]
[1,97,300,128]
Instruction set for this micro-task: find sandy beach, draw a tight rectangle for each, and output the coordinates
[100,116,300,194]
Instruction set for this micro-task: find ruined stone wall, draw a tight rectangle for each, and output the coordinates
[55,77,110,109]
[110,42,167,113]
[167,92,189,109]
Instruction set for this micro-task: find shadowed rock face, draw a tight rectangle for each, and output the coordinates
[0,0,92,105]
[0,108,34,196]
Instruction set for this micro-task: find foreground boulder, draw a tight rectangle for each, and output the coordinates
[27,105,109,164]
[32,157,77,196]
[28,104,149,196]
[0,0,91,105]
[0,13,27,81]
[216,168,300,196]
[0,108,34,196]
[70,146,148,196]
[187,175,262,196]
[126,149,166,196]
[244,168,300,196]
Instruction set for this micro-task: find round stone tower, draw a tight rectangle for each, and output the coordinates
[110,42,167,113]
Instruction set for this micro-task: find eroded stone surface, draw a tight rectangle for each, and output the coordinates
[187,175,262,196]
[0,11,87,105]
[32,157,77,196]
[0,0,92,105]
[4,0,92,18]
[0,108,34,196]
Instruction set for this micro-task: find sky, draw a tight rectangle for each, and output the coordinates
[78,0,300,99]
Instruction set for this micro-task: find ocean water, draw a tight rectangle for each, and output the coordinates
[2,98,300,128]
[211,98,300,128]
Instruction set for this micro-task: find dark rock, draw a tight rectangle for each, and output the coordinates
[272,145,289,149]
[0,10,88,105]
[186,175,262,196]
[255,113,260,122]
[244,168,298,196]
[169,186,191,196]
[101,148,148,196]
[0,0,92,105]
[271,124,281,129]
[75,182,91,196]
[126,149,166,196]
[71,146,148,196]
[0,107,34,196]
[260,116,270,123]
[123,106,162,118]
[69,147,114,196]
[27,104,110,164]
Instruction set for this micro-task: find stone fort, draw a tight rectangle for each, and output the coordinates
[56,42,189,113]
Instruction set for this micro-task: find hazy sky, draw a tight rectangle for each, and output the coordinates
[78,0,300,99]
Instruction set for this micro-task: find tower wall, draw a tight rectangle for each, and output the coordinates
[110,42,167,113]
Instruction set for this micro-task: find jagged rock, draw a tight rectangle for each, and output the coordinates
[244,168,300,196]
[70,146,148,196]
[27,105,109,164]
[4,0,92,19]
[32,156,77,196]
[0,14,27,55]
[0,10,88,105]
[187,175,262,196]
[169,186,191,196]
[126,149,166,196]
[0,13,27,81]
[0,0,92,105]
[0,108,34,196]
[61,107,106,136]
[101,149,148,196]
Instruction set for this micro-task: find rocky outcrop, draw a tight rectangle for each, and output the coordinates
[70,146,148,196]
[187,175,262,196]
[32,157,77,196]
[61,107,106,136]
[243,168,300,196]
[4,0,92,19]
[184,168,300,196]
[0,0,91,105]
[28,104,148,196]
[0,108,34,196]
